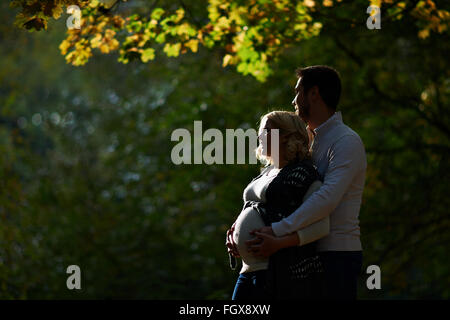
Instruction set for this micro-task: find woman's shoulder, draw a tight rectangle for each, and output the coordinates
[259,164,273,174]
[247,164,273,184]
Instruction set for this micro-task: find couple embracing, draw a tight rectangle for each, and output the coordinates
[226,65,367,300]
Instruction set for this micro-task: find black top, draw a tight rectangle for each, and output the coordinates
[241,158,325,299]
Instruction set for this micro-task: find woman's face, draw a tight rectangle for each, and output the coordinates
[258,117,276,157]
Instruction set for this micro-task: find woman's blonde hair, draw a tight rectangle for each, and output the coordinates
[255,111,311,165]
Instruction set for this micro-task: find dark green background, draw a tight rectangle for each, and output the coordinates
[0,1,448,299]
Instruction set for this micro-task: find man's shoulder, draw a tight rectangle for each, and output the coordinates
[328,122,364,145]
[326,123,366,161]
[341,124,364,144]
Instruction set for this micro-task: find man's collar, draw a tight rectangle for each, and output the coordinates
[307,111,342,137]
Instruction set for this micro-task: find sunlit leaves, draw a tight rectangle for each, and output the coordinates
[11,0,322,80]
[65,38,93,66]
[155,33,166,44]
[58,11,125,65]
[369,0,449,39]
[10,0,450,80]
[385,1,406,21]
[185,39,199,53]
[201,0,324,81]
[151,8,165,21]
[163,43,181,57]
[10,0,88,31]
[90,29,119,53]
[222,54,233,67]
[141,48,155,62]
[304,0,316,8]
[51,5,64,19]
[412,0,450,39]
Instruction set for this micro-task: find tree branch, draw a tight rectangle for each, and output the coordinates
[332,35,450,139]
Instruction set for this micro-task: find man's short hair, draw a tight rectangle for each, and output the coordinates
[296,65,342,111]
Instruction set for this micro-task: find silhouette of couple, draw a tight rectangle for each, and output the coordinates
[226,65,366,300]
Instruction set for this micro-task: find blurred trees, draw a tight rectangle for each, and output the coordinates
[1,0,449,299]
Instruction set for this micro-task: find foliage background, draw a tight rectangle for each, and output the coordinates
[0,0,449,299]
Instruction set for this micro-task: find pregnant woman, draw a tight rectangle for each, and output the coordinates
[226,111,329,300]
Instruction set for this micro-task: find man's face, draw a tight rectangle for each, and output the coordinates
[292,77,310,122]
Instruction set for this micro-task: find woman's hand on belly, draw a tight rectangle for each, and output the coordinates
[226,224,240,257]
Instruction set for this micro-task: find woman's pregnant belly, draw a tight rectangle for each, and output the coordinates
[233,206,268,272]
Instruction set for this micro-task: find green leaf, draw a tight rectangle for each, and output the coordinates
[163,43,181,57]
[155,33,166,44]
[141,48,155,62]
[151,8,165,20]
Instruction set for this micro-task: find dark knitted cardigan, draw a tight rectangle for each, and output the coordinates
[240,157,325,299]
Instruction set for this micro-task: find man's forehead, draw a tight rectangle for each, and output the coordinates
[295,77,302,89]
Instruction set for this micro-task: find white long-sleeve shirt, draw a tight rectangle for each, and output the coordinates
[271,112,367,252]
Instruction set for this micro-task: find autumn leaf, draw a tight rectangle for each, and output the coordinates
[163,43,181,57]
[141,48,155,62]
[151,8,165,20]
[185,39,199,53]
[222,54,233,67]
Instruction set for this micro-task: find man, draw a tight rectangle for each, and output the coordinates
[235,65,367,300]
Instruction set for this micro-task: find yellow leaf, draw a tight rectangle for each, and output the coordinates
[217,16,230,29]
[59,39,72,55]
[99,43,110,53]
[185,39,199,53]
[163,43,181,57]
[222,54,232,67]
[418,29,430,39]
[108,38,119,51]
[90,0,100,8]
[177,23,190,36]
[175,8,185,23]
[141,48,155,62]
[304,0,315,7]
[90,34,103,48]
[52,6,63,19]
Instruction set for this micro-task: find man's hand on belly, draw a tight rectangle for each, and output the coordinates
[250,226,275,237]
[246,228,301,258]
[246,226,276,257]
[246,231,279,258]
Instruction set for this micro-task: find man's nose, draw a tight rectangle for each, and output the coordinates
[291,98,296,107]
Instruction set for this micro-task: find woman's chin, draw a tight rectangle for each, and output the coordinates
[261,149,270,157]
